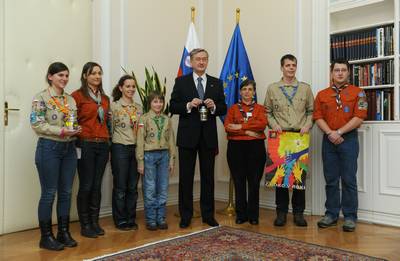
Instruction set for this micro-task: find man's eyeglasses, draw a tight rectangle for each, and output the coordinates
[332,68,348,73]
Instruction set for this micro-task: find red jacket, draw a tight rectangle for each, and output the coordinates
[224,102,268,140]
[72,89,110,140]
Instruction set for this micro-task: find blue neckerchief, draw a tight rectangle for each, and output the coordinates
[279,85,298,105]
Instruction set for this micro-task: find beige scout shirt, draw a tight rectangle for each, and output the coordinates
[264,78,314,131]
[30,87,77,142]
[136,110,176,169]
[110,99,143,145]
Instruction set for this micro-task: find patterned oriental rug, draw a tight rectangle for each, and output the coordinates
[86,226,386,261]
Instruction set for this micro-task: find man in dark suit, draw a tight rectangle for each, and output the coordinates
[170,48,227,228]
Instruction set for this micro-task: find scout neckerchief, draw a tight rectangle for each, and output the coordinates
[331,83,348,110]
[279,85,298,105]
[152,114,166,141]
[121,102,138,128]
[47,87,70,116]
[88,88,104,124]
[237,101,255,123]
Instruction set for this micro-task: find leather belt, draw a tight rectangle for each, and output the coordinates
[81,137,109,143]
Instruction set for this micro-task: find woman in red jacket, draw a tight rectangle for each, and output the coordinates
[72,62,110,238]
[224,79,267,225]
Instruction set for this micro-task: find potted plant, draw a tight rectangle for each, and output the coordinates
[123,67,169,114]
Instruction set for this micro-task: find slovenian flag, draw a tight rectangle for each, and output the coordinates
[177,22,200,77]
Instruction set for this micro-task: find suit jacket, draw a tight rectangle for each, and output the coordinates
[170,73,227,149]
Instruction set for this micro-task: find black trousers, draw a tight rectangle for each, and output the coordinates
[111,143,139,226]
[275,187,305,214]
[227,139,266,220]
[77,141,109,222]
[178,141,216,221]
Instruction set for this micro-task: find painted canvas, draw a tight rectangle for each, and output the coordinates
[264,131,309,190]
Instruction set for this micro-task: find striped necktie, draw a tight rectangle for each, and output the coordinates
[197,77,205,100]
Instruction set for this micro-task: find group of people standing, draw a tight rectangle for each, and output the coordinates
[31,61,175,251]
[30,48,367,252]
[224,53,366,232]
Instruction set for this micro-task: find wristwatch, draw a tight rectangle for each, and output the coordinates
[337,129,343,136]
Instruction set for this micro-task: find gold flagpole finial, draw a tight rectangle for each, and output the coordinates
[191,7,195,23]
[236,8,240,24]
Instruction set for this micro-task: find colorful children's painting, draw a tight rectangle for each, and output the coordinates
[264,131,309,190]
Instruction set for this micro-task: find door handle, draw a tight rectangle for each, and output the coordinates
[4,101,20,126]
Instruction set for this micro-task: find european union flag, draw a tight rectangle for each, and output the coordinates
[220,24,254,122]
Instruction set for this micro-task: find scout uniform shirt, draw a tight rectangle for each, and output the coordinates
[110,99,142,145]
[30,87,77,142]
[264,78,314,131]
[136,110,176,170]
[313,84,367,130]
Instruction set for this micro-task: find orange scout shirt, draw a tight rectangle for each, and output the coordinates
[313,84,367,130]
[72,89,110,140]
[224,102,268,140]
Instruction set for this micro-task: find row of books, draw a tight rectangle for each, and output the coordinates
[365,89,393,121]
[331,25,394,61]
[350,60,394,87]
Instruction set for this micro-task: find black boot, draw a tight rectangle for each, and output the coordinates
[90,193,105,236]
[293,213,308,227]
[78,192,98,238]
[79,213,98,238]
[39,220,64,251]
[56,216,78,247]
[274,211,287,226]
[90,213,105,236]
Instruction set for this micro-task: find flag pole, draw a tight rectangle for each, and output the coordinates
[236,8,240,24]
[217,8,241,218]
[191,6,195,23]
[191,5,201,219]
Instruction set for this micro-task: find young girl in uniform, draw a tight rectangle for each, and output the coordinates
[136,91,176,230]
[110,75,142,230]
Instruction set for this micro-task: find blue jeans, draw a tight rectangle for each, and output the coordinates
[143,150,169,225]
[35,138,77,221]
[111,143,139,226]
[322,130,359,221]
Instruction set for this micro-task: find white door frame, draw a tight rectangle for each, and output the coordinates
[0,0,6,235]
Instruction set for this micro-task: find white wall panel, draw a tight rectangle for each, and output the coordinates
[357,126,373,217]
[371,125,400,224]
[378,130,400,196]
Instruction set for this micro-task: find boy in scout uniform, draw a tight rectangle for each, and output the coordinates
[264,54,314,227]
[314,59,367,232]
[136,91,176,231]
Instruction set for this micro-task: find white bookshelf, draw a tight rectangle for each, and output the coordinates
[330,0,398,121]
[360,84,394,89]
[330,20,394,34]
[348,55,394,64]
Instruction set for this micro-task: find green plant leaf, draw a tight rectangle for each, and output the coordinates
[125,66,169,114]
